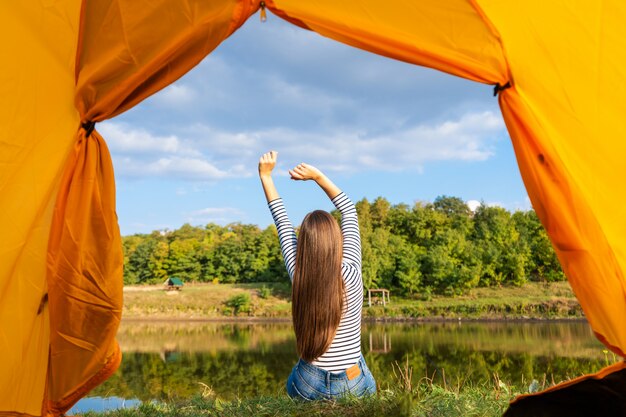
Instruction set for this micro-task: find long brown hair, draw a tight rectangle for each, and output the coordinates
[292,210,344,362]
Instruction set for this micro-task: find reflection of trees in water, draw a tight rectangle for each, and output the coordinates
[117,322,294,354]
[93,342,297,401]
[365,348,607,392]
[92,322,610,401]
[362,321,604,359]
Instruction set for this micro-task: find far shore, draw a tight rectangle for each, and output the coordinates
[121,281,584,322]
[120,315,588,323]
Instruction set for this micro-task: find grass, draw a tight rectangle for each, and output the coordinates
[122,281,582,320]
[79,348,621,417]
[81,379,518,417]
[365,282,582,320]
[123,283,292,319]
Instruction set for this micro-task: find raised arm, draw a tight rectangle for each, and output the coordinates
[289,163,340,200]
[259,151,297,280]
[289,163,361,270]
[259,151,280,203]
[331,192,361,270]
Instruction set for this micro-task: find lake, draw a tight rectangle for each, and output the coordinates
[70,320,610,414]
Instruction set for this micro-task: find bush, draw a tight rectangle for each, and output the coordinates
[258,286,271,299]
[225,293,251,315]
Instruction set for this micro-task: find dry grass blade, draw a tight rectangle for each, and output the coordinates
[392,357,413,393]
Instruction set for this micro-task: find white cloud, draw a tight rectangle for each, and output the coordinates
[113,156,241,181]
[184,110,505,175]
[102,108,504,181]
[100,122,200,157]
[330,111,504,169]
[186,207,245,224]
[267,76,355,110]
[466,200,481,212]
[152,84,197,107]
[101,122,248,180]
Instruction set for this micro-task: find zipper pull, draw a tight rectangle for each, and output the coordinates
[260,1,267,22]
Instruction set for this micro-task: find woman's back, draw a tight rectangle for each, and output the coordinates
[259,151,376,399]
[269,192,363,372]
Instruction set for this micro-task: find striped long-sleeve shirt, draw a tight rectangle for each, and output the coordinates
[268,192,363,373]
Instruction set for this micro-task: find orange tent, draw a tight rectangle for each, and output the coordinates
[1,1,624,415]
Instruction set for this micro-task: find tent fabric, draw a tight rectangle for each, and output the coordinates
[266,0,509,86]
[2,0,626,415]
[44,0,259,414]
[478,0,626,358]
[0,1,81,415]
[503,361,626,417]
[45,127,123,414]
[75,0,257,121]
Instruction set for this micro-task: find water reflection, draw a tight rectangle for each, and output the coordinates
[84,320,608,402]
[68,397,140,415]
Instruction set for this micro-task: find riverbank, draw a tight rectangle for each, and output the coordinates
[81,380,518,417]
[122,281,582,321]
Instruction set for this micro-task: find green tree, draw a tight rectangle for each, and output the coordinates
[148,235,170,284]
[356,198,394,289]
[512,211,565,282]
[370,197,391,228]
[118,194,563,295]
[472,206,529,286]
[389,235,423,295]
[126,232,169,284]
[433,195,472,234]
[167,238,201,283]
[122,234,145,284]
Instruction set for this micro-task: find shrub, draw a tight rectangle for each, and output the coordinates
[258,286,271,299]
[225,293,251,315]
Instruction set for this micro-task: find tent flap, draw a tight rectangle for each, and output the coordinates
[0,0,81,414]
[43,0,260,412]
[75,0,258,121]
[46,128,123,413]
[504,361,626,417]
[266,0,509,85]
[478,0,626,357]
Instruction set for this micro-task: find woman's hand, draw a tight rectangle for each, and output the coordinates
[289,163,322,181]
[258,151,278,178]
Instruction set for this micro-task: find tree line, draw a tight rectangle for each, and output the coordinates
[122,196,565,294]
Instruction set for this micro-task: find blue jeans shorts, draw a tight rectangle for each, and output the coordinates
[286,355,377,400]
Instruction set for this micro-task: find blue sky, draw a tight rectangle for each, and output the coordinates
[103,15,530,236]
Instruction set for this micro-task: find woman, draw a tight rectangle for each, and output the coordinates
[258,150,376,400]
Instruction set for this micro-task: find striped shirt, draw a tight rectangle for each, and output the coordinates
[268,192,363,373]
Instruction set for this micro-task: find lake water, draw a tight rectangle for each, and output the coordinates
[70,320,610,414]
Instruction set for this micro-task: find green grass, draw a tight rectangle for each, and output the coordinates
[365,282,582,320]
[82,382,518,417]
[122,281,582,320]
[123,283,292,319]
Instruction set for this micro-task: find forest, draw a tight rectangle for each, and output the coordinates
[122,196,565,295]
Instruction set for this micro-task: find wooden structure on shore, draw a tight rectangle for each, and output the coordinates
[164,277,184,291]
[366,288,390,307]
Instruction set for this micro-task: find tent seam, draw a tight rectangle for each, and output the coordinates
[227,0,261,36]
[74,0,87,84]
[468,0,513,85]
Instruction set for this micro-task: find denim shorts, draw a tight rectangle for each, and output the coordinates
[286,355,376,400]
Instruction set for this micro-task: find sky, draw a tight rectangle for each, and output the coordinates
[103,14,531,236]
